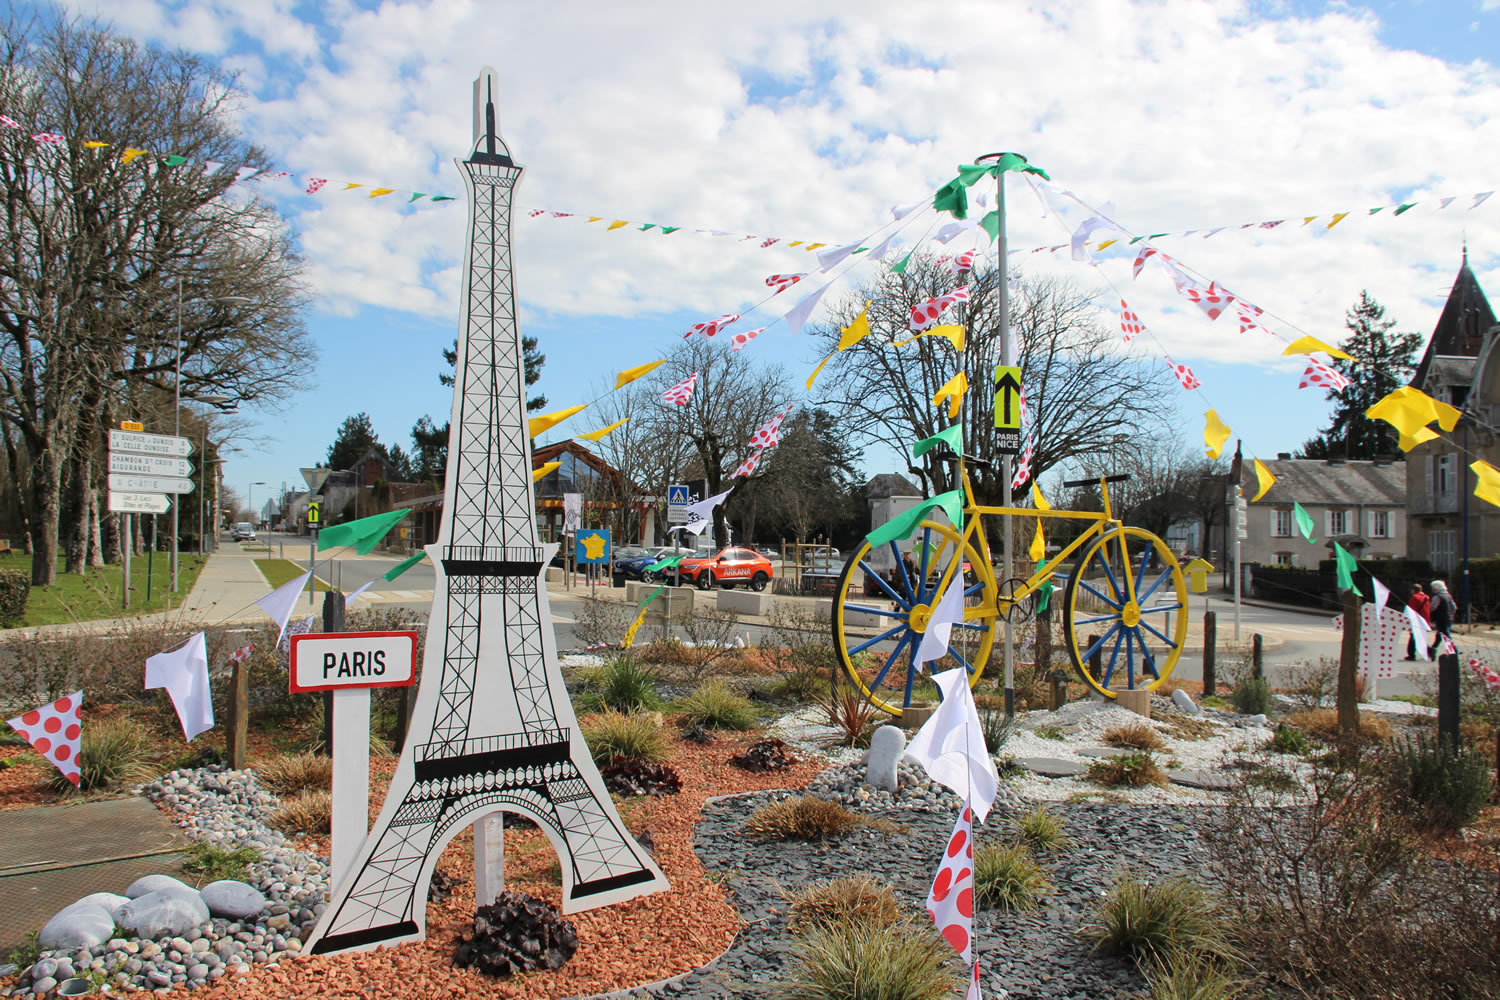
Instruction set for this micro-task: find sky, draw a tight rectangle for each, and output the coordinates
[48,0,1500,514]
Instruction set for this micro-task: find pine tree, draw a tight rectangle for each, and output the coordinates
[326,413,384,470]
[1299,292,1422,460]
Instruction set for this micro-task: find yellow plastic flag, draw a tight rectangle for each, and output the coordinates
[1471,460,1500,508]
[579,418,628,443]
[1302,216,1317,226]
[1029,520,1045,562]
[1032,481,1050,511]
[895,325,966,351]
[806,351,834,391]
[1251,458,1276,502]
[1204,409,1231,460]
[787,241,803,247]
[838,303,871,351]
[82,140,110,149]
[120,149,147,164]
[532,461,561,482]
[1095,239,1117,251]
[343,183,362,190]
[932,372,968,419]
[1327,212,1349,229]
[1366,385,1462,450]
[607,220,628,230]
[1282,335,1353,360]
[586,216,601,223]
[527,403,588,439]
[804,243,827,251]
[615,360,666,389]
[368,188,395,198]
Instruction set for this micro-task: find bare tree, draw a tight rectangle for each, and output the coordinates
[582,381,693,544]
[811,258,1172,505]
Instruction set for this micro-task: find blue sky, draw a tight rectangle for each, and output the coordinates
[57,0,1500,516]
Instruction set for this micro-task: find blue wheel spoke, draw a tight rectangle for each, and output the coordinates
[1078,579,1123,611]
[947,643,977,675]
[1137,618,1179,649]
[1095,548,1124,603]
[1083,623,1122,665]
[1125,628,1136,688]
[963,579,985,599]
[848,623,907,657]
[1073,613,1121,627]
[1137,567,1173,605]
[1135,630,1161,679]
[1138,603,1183,615]
[890,541,916,604]
[954,619,990,633]
[844,602,912,620]
[869,632,913,691]
[1134,545,1152,600]
[1099,625,1124,686]
[860,560,911,607]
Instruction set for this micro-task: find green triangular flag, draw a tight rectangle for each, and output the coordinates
[955,156,1050,183]
[162,154,188,167]
[978,210,1000,242]
[639,223,657,232]
[913,425,963,459]
[1293,502,1316,542]
[1333,541,1361,596]
[431,195,455,202]
[933,176,968,219]
[659,226,680,234]
[866,489,964,548]
[383,551,426,582]
[1034,558,1054,614]
[1128,235,1145,244]
[317,509,410,555]
[891,248,917,275]
[1368,207,1383,215]
[408,192,427,202]
[1394,202,1416,215]
[644,552,688,573]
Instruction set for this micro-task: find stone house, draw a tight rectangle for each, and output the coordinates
[1246,457,1406,566]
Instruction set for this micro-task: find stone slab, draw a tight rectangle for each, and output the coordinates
[716,589,773,616]
[1014,757,1088,778]
[1076,747,1131,759]
[1169,769,1235,791]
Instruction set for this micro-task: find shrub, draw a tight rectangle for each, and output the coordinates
[746,796,861,841]
[1143,951,1246,1000]
[1087,751,1168,788]
[254,751,333,795]
[1102,722,1166,751]
[1199,695,1230,710]
[765,668,828,704]
[675,680,757,730]
[49,717,155,792]
[974,842,1051,910]
[785,875,901,932]
[1228,677,1270,715]
[980,707,1015,753]
[1387,731,1492,830]
[181,841,260,884]
[1268,723,1315,756]
[1011,804,1070,854]
[1081,871,1238,969]
[580,712,669,766]
[1282,658,1338,712]
[1036,725,1065,741]
[268,789,332,834]
[0,567,29,626]
[1283,707,1391,744]
[817,683,879,748]
[571,594,633,649]
[579,654,662,713]
[676,606,743,680]
[773,916,963,1000]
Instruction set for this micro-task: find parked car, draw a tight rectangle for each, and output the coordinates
[232,522,256,542]
[677,546,775,591]
[611,545,695,586]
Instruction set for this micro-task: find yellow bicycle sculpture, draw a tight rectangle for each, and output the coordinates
[831,461,1187,715]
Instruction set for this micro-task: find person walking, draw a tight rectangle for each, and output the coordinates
[1428,579,1457,657]
[1404,583,1431,660]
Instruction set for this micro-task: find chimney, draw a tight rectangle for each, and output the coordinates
[1277,452,1291,460]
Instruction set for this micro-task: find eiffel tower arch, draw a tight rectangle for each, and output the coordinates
[302,68,668,956]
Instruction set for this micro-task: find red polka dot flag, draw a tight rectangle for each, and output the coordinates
[729,449,763,479]
[764,273,804,295]
[1166,357,1202,391]
[684,313,740,340]
[729,327,764,353]
[7,690,83,786]
[927,802,982,998]
[1298,358,1352,392]
[662,372,699,407]
[909,285,971,332]
[1118,299,1143,343]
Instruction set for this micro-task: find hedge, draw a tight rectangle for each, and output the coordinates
[0,568,29,626]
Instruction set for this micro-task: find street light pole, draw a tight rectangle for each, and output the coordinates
[172,277,182,592]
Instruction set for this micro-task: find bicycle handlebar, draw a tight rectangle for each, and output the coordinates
[1060,474,1133,488]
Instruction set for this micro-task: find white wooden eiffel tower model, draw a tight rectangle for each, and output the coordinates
[303,68,668,956]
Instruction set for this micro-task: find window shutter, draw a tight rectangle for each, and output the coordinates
[1270,509,1278,535]
[1325,509,1334,536]
[1425,455,1434,494]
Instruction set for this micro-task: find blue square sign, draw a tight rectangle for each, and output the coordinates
[576,528,611,565]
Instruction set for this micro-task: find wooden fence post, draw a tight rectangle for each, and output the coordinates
[1337,590,1361,738]
[1202,611,1216,697]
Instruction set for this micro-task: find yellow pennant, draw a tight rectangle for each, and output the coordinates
[532,460,561,482]
[838,303,871,351]
[120,149,147,164]
[1251,457,1276,502]
[369,188,395,198]
[1366,385,1461,450]
[804,243,827,251]
[586,216,601,223]
[343,183,362,190]
[1327,212,1349,229]
[1095,239,1117,251]
[1282,335,1353,360]
[787,241,803,247]
[932,372,968,419]
[615,360,665,389]
[1032,481,1050,511]
[1302,216,1317,226]
[806,351,835,391]
[1029,519,1045,562]
[894,325,966,351]
[1471,460,1500,508]
[579,417,628,443]
[1204,409,1231,460]
[607,219,628,230]
[527,403,588,439]
[82,140,110,149]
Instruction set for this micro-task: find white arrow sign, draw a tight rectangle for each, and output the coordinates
[108,491,173,514]
[108,453,193,477]
[108,473,194,494]
[108,429,193,458]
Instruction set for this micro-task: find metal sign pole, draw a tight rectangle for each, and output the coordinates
[991,157,1015,717]
[122,514,131,610]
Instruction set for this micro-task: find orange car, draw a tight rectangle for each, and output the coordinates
[677,547,774,592]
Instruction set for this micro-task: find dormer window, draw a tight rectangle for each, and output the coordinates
[1449,385,1469,407]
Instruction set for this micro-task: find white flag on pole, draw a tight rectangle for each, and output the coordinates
[145,633,214,741]
[905,667,999,822]
[1405,605,1431,661]
[914,574,966,672]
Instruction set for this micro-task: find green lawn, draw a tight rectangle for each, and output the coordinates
[254,558,332,591]
[0,550,207,627]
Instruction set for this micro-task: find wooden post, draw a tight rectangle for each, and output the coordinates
[1035,615,1052,676]
[321,591,345,756]
[1088,633,1102,680]
[1202,611,1216,697]
[393,686,411,752]
[1337,589,1361,738]
[226,660,250,770]
[1251,633,1264,680]
[1437,653,1460,753]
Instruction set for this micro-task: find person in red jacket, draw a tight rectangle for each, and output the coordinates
[1404,583,1431,660]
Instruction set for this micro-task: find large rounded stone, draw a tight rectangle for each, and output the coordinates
[74,892,130,913]
[39,902,115,950]
[114,890,210,939]
[198,881,267,921]
[124,874,196,900]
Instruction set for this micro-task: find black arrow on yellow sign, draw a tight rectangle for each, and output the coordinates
[994,366,1023,431]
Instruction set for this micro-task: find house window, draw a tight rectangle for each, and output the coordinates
[1275,551,1295,566]
[1437,454,1455,496]
[1429,529,1456,573]
[1328,509,1347,535]
[1370,510,1391,538]
[1272,509,1292,537]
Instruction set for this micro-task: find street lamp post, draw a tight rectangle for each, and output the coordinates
[248,482,267,531]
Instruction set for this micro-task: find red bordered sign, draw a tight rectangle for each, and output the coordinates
[289,630,419,693]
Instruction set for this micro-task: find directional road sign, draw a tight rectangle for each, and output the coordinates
[992,364,1024,456]
[667,484,691,524]
[302,467,331,492]
[108,429,192,458]
[307,501,321,525]
[108,491,173,514]
[108,473,194,494]
[108,452,193,477]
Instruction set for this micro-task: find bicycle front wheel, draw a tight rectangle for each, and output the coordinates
[831,520,996,716]
[1061,526,1187,698]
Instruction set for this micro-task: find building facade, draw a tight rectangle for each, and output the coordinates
[1246,457,1406,566]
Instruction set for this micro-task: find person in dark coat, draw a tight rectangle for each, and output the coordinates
[1428,579,1457,657]
[1404,583,1431,660]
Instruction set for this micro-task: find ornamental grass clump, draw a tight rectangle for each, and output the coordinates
[268,788,333,835]
[1010,804,1071,854]
[1087,751,1169,788]
[49,717,155,792]
[1081,871,1239,970]
[974,842,1051,910]
[1387,731,1492,831]
[774,916,963,1000]
[746,795,863,841]
[578,653,662,713]
[784,875,901,933]
[253,751,332,795]
[1102,722,1167,752]
[581,711,669,767]
[674,679,758,730]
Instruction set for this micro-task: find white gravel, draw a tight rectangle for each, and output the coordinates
[765,703,862,767]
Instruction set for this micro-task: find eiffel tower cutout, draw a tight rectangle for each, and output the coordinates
[303,67,668,955]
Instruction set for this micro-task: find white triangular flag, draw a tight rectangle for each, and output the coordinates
[1370,576,1389,610]
[933,217,980,244]
[891,201,924,220]
[905,667,1000,822]
[914,574,966,670]
[684,487,733,523]
[867,231,899,261]
[1472,191,1493,210]
[817,240,862,272]
[344,580,375,608]
[682,518,711,536]
[783,282,833,335]
[202,160,223,176]
[255,571,312,645]
[234,165,259,183]
[1405,604,1431,661]
[145,633,214,741]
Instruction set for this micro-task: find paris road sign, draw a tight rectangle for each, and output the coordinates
[108,491,173,515]
[107,473,194,494]
[107,452,193,477]
[108,429,193,458]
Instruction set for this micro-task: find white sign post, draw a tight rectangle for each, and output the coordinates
[289,630,419,888]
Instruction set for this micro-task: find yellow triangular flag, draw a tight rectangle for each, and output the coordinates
[615,360,665,389]
[1366,385,1461,450]
[1282,335,1353,360]
[838,303,871,351]
[586,216,601,223]
[343,183,362,190]
[82,140,109,149]
[1204,409,1231,460]
[1032,481,1050,511]
[1302,216,1317,226]
[1472,460,1500,508]
[787,241,803,247]
[806,352,834,391]
[1029,520,1045,562]
[120,149,147,164]
[1096,239,1117,251]
[527,404,588,439]
[1251,458,1276,502]
[579,417,628,443]
[804,243,827,251]
[1327,212,1349,229]
[893,325,966,351]
[607,220,628,230]
[932,372,968,419]
[369,188,395,198]
[532,461,561,482]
